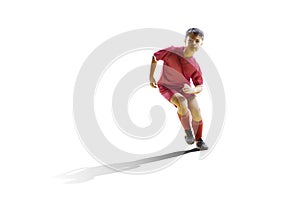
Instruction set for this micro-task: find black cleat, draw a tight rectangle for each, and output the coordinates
[184,130,195,145]
[196,139,208,150]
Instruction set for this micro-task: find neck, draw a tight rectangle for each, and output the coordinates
[183,47,194,58]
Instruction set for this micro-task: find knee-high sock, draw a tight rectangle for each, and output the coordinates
[192,120,203,141]
[177,112,191,131]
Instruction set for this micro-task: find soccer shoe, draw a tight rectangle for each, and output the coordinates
[184,130,195,145]
[196,139,208,150]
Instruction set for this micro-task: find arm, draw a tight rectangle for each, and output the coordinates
[183,64,203,94]
[149,56,157,88]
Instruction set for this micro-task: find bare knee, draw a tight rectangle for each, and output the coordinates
[177,96,188,108]
[171,94,188,114]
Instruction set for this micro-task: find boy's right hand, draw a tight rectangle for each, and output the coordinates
[149,77,157,88]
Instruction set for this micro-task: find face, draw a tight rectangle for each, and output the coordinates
[185,33,203,52]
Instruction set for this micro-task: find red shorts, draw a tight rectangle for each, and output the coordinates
[158,84,196,102]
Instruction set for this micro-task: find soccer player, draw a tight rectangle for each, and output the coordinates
[149,28,208,150]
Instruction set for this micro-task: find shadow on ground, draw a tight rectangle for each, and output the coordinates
[57,148,200,183]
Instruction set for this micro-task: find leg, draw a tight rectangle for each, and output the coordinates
[170,93,189,115]
[188,96,203,140]
[170,93,194,144]
[187,96,202,122]
[188,96,208,150]
[170,93,190,130]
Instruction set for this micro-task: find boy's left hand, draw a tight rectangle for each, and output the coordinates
[182,84,195,94]
[182,84,203,94]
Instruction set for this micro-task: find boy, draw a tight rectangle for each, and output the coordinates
[149,28,208,150]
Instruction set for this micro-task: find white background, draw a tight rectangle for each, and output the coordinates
[1,0,299,199]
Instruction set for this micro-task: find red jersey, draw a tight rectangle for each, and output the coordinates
[153,46,203,90]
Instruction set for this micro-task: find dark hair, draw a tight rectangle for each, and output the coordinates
[186,28,204,39]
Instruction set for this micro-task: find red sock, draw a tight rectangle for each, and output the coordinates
[192,120,203,141]
[177,112,191,130]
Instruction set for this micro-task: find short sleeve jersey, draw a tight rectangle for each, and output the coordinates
[153,46,203,89]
